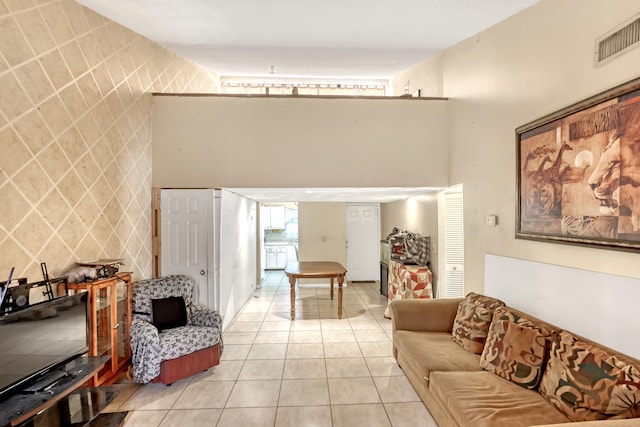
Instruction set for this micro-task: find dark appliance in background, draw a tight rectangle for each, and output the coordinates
[0,263,68,315]
[380,240,389,297]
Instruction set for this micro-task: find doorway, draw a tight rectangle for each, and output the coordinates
[259,202,298,279]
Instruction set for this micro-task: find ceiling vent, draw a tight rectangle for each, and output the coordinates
[595,13,640,65]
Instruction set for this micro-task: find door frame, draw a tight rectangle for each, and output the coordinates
[155,188,219,310]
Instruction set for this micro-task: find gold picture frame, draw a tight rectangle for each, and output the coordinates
[516,77,640,250]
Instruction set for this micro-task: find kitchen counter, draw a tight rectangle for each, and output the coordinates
[264,243,298,269]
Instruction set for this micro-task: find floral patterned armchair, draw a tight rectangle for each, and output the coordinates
[130,275,223,384]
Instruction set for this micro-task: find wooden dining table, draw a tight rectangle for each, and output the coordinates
[284,261,347,320]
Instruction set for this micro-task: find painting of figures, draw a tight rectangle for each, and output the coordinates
[516,78,640,250]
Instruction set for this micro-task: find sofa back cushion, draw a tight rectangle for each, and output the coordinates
[539,330,640,421]
[480,306,553,389]
[151,296,188,331]
[451,293,505,354]
[132,275,195,323]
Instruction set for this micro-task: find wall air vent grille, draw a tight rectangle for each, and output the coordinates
[596,14,640,64]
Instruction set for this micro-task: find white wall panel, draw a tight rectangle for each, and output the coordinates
[485,254,640,359]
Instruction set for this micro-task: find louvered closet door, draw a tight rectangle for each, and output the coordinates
[444,191,464,298]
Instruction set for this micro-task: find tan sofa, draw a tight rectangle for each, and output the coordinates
[390,296,640,427]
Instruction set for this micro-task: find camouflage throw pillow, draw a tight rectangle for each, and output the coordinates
[480,319,549,389]
[539,330,640,421]
[451,293,505,354]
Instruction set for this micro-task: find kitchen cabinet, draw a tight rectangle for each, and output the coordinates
[380,262,388,297]
[66,272,132,385]
[265,246,288,269]
[263,206,285,229]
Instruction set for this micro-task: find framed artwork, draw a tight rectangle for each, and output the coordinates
[516,77,640,250]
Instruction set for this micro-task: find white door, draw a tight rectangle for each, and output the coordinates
[444,189,464,298]
[346,203,380,281]
[161,189,216,308]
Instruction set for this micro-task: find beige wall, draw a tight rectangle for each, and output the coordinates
[297,202,346,283]
[391,55,444,98]
[380,195,439,283]
[393,0,640,293]
[0,0,218,281]
[151,96,450,188]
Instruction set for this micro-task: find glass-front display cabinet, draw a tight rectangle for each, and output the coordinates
[66,272,132,385]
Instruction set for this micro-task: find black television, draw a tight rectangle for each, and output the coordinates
[0,292,89,401]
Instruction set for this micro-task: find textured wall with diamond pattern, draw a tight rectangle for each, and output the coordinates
[0,0,218,283]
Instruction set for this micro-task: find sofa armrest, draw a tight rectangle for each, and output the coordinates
[189,304,223,329]
[391,298,462,333]
[131,317,159,341]
[130,317,161,383]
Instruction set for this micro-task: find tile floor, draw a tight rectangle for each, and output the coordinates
[106,270,438,426]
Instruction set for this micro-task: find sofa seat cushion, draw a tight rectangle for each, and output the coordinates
[158,325,221,361]
[394,330,482,381]
[430,371,570,427]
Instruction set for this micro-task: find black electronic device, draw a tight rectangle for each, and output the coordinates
[0,268,13,304]
[0,292,89,402]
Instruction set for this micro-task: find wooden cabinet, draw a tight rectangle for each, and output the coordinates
[66,272,132,385]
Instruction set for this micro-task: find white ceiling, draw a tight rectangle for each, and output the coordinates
[76,0,538,80]
[76,0,537,202]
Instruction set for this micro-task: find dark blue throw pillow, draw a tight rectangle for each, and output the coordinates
[151,296,187,331]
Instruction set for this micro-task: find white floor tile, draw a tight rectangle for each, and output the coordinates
[172,381,235,409]
[331,404,391,427]
[216,407,277,427]
[254,331,290,343]
[323,342,362,358]
[384,402,438,427]
[365,357,405,377]
[275,406,332,427]
[373,376,421,403]
[123,410,168,426]
[247,343,288,359]
[238,359,285,380]
[278,378,330,406]
[325,357,370,378]
[322,329,357,343]
[220,344,251,360]
[286,343,325,359]
[358,341,394,357]
[283,358,327,379]
[328,377,381,405]
[222,331,257,344]
[190,360,244,382]
[119,382,188,411]
[158,409,222,427]
[118,273,439,426]
[226,380,281,407]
